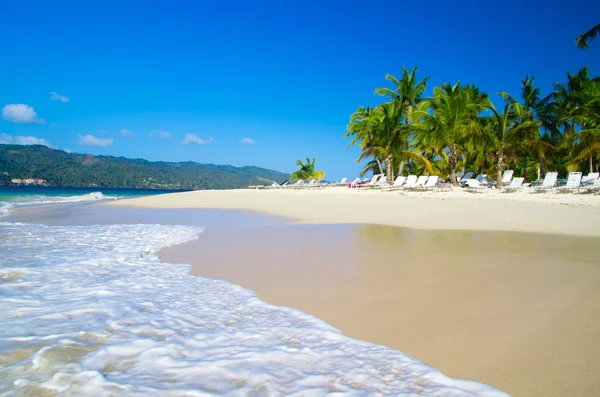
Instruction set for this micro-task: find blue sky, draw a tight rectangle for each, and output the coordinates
[1,0,599,180]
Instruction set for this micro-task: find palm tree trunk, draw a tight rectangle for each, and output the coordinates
[375,157,383,175]
[398,138,408,176]
[522,154,527,179]
[386,154,394,183]
[449,145,458,185]
[496,152,505,189]
[590,154,594,174]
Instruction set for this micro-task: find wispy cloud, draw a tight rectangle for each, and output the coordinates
[149,130,171,139]
[181,134,215,145]
[49,91,69,103]
[77,134,114,147]
[63,148,72,153]
[157,130,171,138]
[240,137,256,144]
[120,129,137,137]
[2,104,45,124]
[0,132,55,148]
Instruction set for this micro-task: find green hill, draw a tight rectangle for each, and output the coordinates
[0,144,289,189]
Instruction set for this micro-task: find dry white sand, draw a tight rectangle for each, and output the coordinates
[110,186,600,237]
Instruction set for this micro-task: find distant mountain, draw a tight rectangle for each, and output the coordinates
[0,144,289,189]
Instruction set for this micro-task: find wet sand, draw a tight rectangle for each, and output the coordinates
[162,223,600,397]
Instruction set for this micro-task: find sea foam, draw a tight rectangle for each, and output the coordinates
[8,191,117,206]
[0,222,508,396]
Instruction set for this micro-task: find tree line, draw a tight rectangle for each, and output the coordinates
[345,66,600,188]
[0,144,289,189]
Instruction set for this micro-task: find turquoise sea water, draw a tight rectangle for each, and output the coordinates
[0,186,188,201]
[0,186,189,215]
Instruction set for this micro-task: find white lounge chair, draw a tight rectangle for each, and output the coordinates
[581,177,600,193]
[355,173,383,188]
[401,175,418,189]
[338,177,348,186]
[416,175,429,186]
[456,171,473,185]
[582,172,599,185]
[502,170,514,184]
[386,175,406,190]
[416,175,439,191]
[406,176,429,191]
[501,177,525,193]
[374,175,388,187]
[557,172,582,193]
[287,180,304,189]
[530,172,558,193]
[465,179,488,193]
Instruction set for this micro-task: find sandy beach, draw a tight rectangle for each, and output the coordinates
[111,187,600,236]
[113,187,600,396]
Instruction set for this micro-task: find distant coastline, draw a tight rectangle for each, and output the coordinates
[0,144,289,190]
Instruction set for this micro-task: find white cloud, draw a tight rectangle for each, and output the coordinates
[240,137,256,144]
[63,148,72,153]
[78,134,114,147]
[157,130,171,138]
[0,132,55,148]
[0,133,12,144]
[2,104,45,124]
[120,129,137,137]
[49,92,69,103]
[181,133,215,145]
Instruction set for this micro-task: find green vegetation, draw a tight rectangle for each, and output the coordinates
[289,157,325,181]
[576,23,600,49]
[0,144,289,189]
[346,66,600,188]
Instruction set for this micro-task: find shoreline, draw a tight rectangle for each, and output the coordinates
[160,221,600,397]
[109,187,600,237]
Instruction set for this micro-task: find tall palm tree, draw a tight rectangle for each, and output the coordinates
[360,101,432,182]
[345,106,385,174]
[484,100,539,188]
[289,157,325,181]
[549,67,600,171]
[375,66,430,175]
[500,76,553,178]
[575,23,600,49]
[568,88,600,172]
[415,82,488,185]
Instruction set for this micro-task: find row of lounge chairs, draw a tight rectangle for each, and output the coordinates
[349,174,448,191]
[266,171,600,194]
[464,171,600,194]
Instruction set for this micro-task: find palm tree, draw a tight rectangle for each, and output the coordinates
[346,102,432,182]
[484,100,539,188]
[499,76,553,179]
[575,23,600,49]
[568,88,600,172]
[415,82,488,185]
[289,157,325,181]
[549,67,600,172]
[345,106,385,175]
[375,66,430,176]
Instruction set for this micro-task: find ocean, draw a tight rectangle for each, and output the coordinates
[0,187,507,396]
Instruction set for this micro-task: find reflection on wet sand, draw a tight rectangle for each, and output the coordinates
[162,223,600,397]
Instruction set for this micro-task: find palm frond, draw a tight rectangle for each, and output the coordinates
[576,23,600,49]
